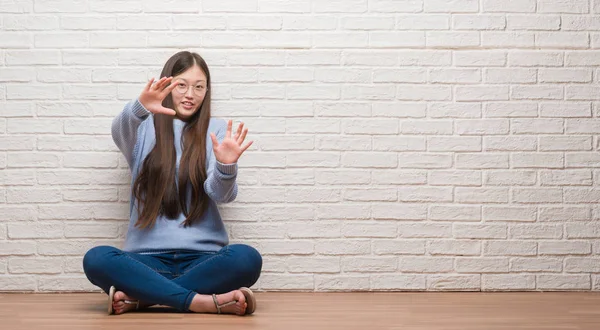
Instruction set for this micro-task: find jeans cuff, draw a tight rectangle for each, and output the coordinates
[183,291,197,311]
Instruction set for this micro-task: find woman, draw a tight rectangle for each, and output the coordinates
[83,51,262,316]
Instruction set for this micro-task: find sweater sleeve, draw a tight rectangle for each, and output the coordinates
[203,120,238,203]
[111,99,151,169]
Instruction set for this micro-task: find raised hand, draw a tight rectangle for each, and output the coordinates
[210,120,253,164]
[138,77,178,116]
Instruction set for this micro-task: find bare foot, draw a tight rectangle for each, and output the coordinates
[112,291,150,315]
[189,290,247,315]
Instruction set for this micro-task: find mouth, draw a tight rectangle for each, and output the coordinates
[181,101,195,111]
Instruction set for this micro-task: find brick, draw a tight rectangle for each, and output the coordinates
[287,257,340,273]
[315,240,370,255]
[507,15,560,30]
[428,275,480,291]
[424,0,478,13]
[538,0,588,13]
[483,275,535,291]
[540,170,592,185]
[509,51,563,67]
[455,188,509,203]
[484,241,536,256]
[372,204,427,220]
[483,206,536,222]
[566,223,600,238]
[484,170,537,186]
[371,274,426,290]
[398,153,453,169]
[398,187,452,202]
[399,223,452,238]
[427,240,481,256]
[316,204,371,220]
[540,102,592,118]
[456,258,508,273]
[401,120,453,135]
[344,188,396,202]
[315,275,369,291]
[260,274,314,290]
[482,0,535,13]
[510,225,563,239]
[540,242,591,256]
[454,51,506,66]
[343,223,397,238]
[288,222,341,239]
[537,275,590,290]
[539,207,591,222]
[429,170,481,186]
[283,16,336,30]
[485,68,536,84]
[0,276,37,291]
[511,258,563,272]
[430,205,481,221]
[341,257,397,272]
[426,32,480,47]
[397,15,448,30]
[481,32,534,47]
[453,14,505,30]
[399,50,451,66]
[315,170,371,185]
[373,240,425,255]
[9,258,62,274]
[512,153,564,169]
[373,137,426,152]
[38,277,98,292]
[399,257,453,273]
[429,102,481,118]
[0,242,36,256]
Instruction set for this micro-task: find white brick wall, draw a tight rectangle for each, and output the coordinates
[1,0,600,293]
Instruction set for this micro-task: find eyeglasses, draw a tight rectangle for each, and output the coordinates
[173,81,207,97]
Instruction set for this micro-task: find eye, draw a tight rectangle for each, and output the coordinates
[195,85,205,90]
[178,83,186,88]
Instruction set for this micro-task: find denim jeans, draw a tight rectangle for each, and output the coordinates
[82,244,262,311]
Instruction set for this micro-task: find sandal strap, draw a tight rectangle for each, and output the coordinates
[123,300,139,310]
[212,294,221,314]
[212,294,238,314]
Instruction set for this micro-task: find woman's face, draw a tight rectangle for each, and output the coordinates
[170,65,208,121]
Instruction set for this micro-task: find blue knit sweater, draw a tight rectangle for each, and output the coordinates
[111,99,237,253]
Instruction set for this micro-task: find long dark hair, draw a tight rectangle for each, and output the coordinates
[133,51,212,229]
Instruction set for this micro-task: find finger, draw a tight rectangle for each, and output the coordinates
[237,127,248,145]
[152,77,168,91]
[160,80,177,98]
[240,140,253,153]
[210,133,219,149]
[151,77,164,89]
[144,78,155,92]
[158,106,176,116]
[156,76,173,91]
[225,120,232,139]
[235,122,244,140]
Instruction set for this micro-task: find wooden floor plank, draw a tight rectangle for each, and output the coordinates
[1,292,600,330]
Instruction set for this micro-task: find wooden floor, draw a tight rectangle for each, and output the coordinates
[1,292,600,330]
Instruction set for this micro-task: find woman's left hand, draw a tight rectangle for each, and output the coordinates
[210,120,253,164]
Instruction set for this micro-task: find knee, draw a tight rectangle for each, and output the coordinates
[228,244,262,280]
[82,245,119,275]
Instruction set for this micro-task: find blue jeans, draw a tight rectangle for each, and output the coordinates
[82,244,262,311]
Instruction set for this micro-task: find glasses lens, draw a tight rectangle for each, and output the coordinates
[175,83,187,94]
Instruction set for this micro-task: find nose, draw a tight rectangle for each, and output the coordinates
[184,85,194,98]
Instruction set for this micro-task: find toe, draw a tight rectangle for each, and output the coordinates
[114,291,125,302]
[236,291,247,304]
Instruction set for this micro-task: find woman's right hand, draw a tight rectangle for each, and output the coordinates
[138,77,178,116]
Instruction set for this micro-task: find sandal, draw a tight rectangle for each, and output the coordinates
[212,287,256,315]
[108,285,140,315]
